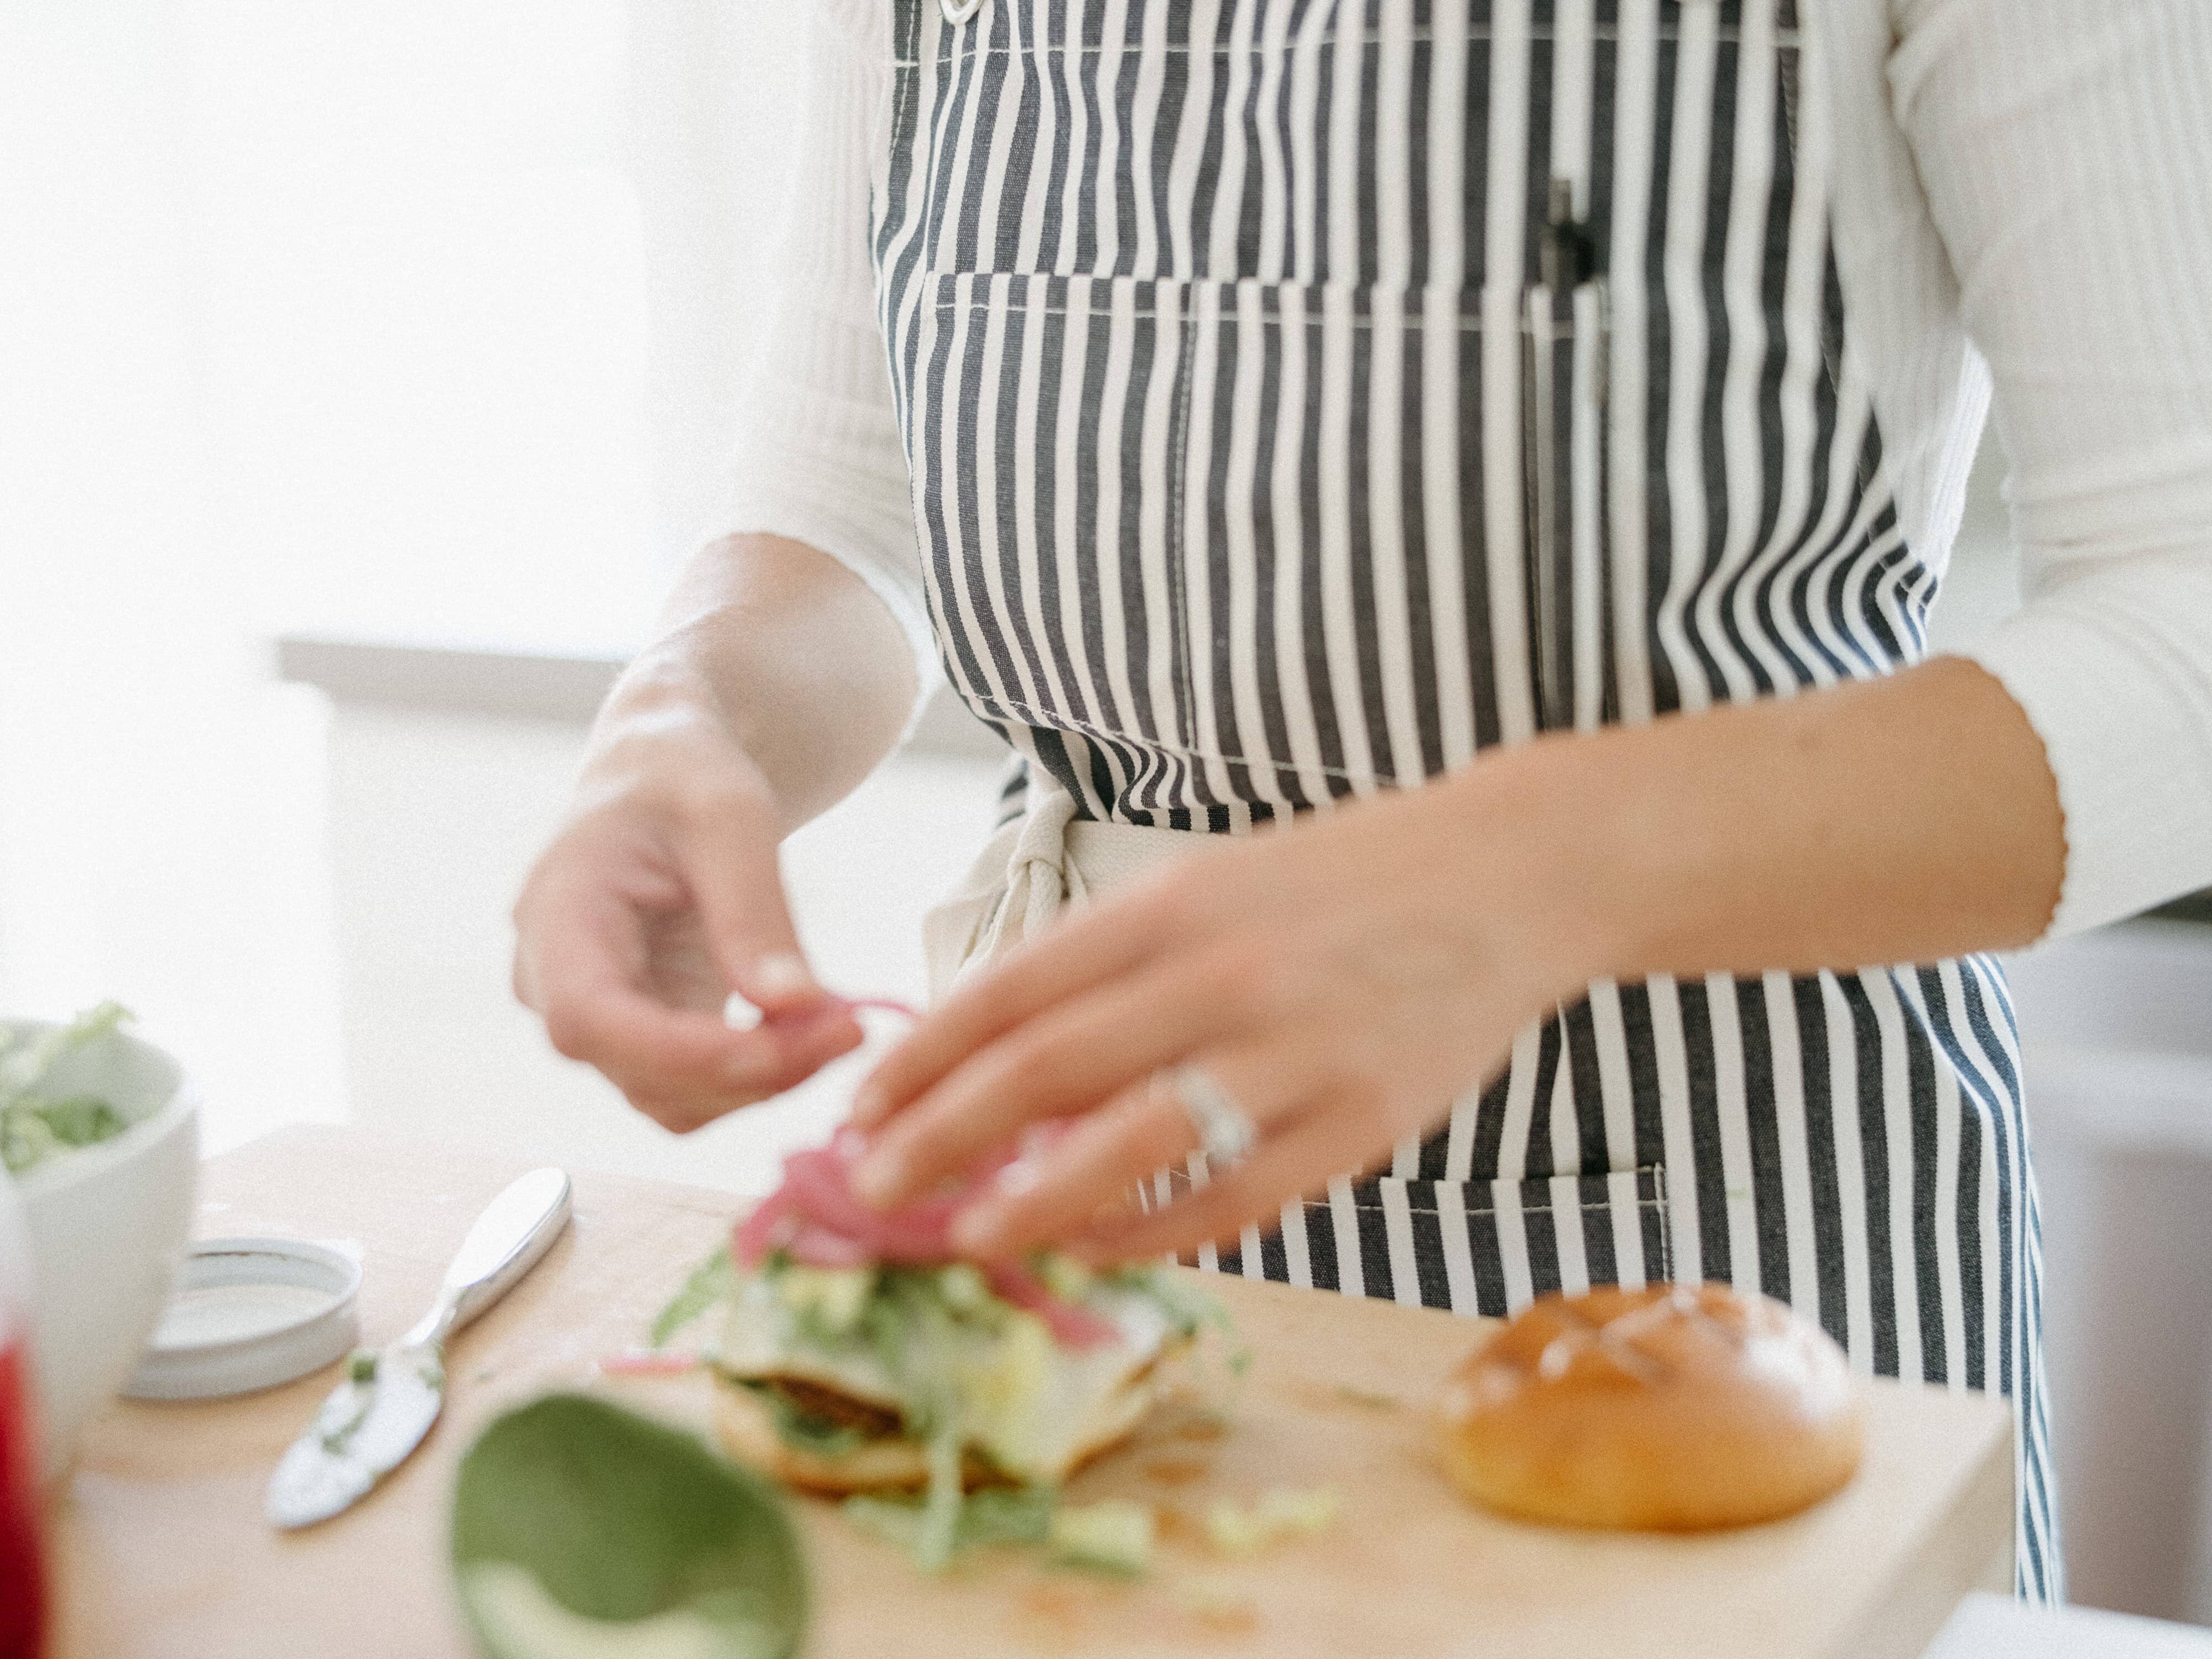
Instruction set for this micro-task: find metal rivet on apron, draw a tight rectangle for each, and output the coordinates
[941,0,984,23]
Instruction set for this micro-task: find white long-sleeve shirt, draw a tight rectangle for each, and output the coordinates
[726,0,2212,940]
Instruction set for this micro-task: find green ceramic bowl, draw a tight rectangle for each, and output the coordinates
[451,1393,807,1659]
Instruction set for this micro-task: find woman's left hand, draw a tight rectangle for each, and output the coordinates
[844,767,1593,1264]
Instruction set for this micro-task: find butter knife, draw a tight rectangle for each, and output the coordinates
[265,1166,572,1529]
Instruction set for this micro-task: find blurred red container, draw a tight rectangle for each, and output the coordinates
[0,1173,44,1659]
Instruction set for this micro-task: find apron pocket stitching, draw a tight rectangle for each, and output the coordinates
[1295,1168,1667,1218]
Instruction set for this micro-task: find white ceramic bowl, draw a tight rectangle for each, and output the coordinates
[4,1017,199,1482]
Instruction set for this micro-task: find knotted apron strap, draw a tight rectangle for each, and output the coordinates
[921,786,1203,1002]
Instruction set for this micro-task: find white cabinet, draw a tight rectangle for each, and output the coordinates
[2008,922,2212,1623]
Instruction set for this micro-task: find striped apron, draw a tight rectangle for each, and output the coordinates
[868,0,2057,1599]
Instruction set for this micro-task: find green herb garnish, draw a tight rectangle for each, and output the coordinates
[841,1483,1058,1560]
[0,1002,135,1176]
[651,1248,738,1348]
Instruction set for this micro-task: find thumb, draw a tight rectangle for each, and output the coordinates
[675,792,830,1021]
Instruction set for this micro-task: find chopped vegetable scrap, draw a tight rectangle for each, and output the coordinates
[1202,1487,1343,1557]
[1046,1499,1155,1576]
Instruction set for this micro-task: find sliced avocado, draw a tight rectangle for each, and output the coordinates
[774,1266,875,1336]
[1047,1500,1155,1577]
[952,1311,1054,1478]
[458,1563,769,1659]
[451,1394,806,1659]
[1035,1254,1094,1304]
[931,1262,990,1315]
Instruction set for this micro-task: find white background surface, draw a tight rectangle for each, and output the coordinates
[0,0,799,1131]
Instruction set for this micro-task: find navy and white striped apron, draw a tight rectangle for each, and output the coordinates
[867,0,2056,1599]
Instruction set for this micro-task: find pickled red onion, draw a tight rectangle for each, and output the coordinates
[600,1349,701,1377]
[836,996,924,1020]
[983,1261,1119,1348]
[728,1123,1113,1348]
[784,1224,874,1269]
[732,1186,798,1263]
[758,993,924,1027]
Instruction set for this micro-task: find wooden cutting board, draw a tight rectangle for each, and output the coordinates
[44,1128,2013,1659]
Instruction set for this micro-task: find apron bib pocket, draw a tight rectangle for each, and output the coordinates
[1147,1162,1672,1319]
[1295,1168,1673,1316]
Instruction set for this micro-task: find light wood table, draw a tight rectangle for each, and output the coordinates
[48,1129,2014,1658]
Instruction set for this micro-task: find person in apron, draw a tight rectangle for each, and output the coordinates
[514,0,2212,1609]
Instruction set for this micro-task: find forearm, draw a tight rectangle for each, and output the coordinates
[1477,658,2066,990]
[585,533,920,833]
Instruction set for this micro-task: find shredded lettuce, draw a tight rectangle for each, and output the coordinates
[915,1425,965,1573]
[841,1483,1057,1562]
[649,1248,737,1348]
[777,1266,877,1343]
[0,1001,135,1177]
[842,1486,1156,1576]
[1100,1264,1229,1342]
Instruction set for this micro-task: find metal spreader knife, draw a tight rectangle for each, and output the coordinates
[265,1166,572,1529]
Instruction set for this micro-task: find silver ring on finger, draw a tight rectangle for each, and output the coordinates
[1168,1063,1259,1171]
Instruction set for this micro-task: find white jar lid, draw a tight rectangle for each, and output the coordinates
[123,1237,362,1400]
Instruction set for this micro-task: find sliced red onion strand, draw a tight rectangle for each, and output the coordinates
[983,1260,1118,1349]
[601,1349,701,1377]
[726,1120,1112,1349]
[731,1186,798,1265]
[757,992,924,1028]
[836,995,924,1021]
[784,1224,876,1269]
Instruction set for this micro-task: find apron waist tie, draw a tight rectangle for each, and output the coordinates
[921,787,1204,1002]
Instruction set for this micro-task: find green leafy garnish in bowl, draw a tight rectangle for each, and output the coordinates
[0,1001,134,1176]
[451,1394,807,1659]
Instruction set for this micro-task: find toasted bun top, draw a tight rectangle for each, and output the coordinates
[1438,1283,1865,1532]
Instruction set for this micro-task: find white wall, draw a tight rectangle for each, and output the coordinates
[0,0,804,1145]
[0,0,351,1145]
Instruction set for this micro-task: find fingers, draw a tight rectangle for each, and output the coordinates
[623,1005,867,1131]
[849,870,1196,1130]
[671,784,833,1022]
[849,942,1269,1208]
[1067,1097,1385,1267]
[943,1041,1328,1257]
[522,869,861,1132]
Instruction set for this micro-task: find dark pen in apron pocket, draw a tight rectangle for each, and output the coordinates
[1522,178,1616,735]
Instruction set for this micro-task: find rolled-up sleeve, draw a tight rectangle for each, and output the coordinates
[1891,0,2212,935]
[725,6,935,698]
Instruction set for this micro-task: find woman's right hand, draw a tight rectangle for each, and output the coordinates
[512,698,864,1132]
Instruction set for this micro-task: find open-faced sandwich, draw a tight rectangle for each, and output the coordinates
[651,1130,1214,1570]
